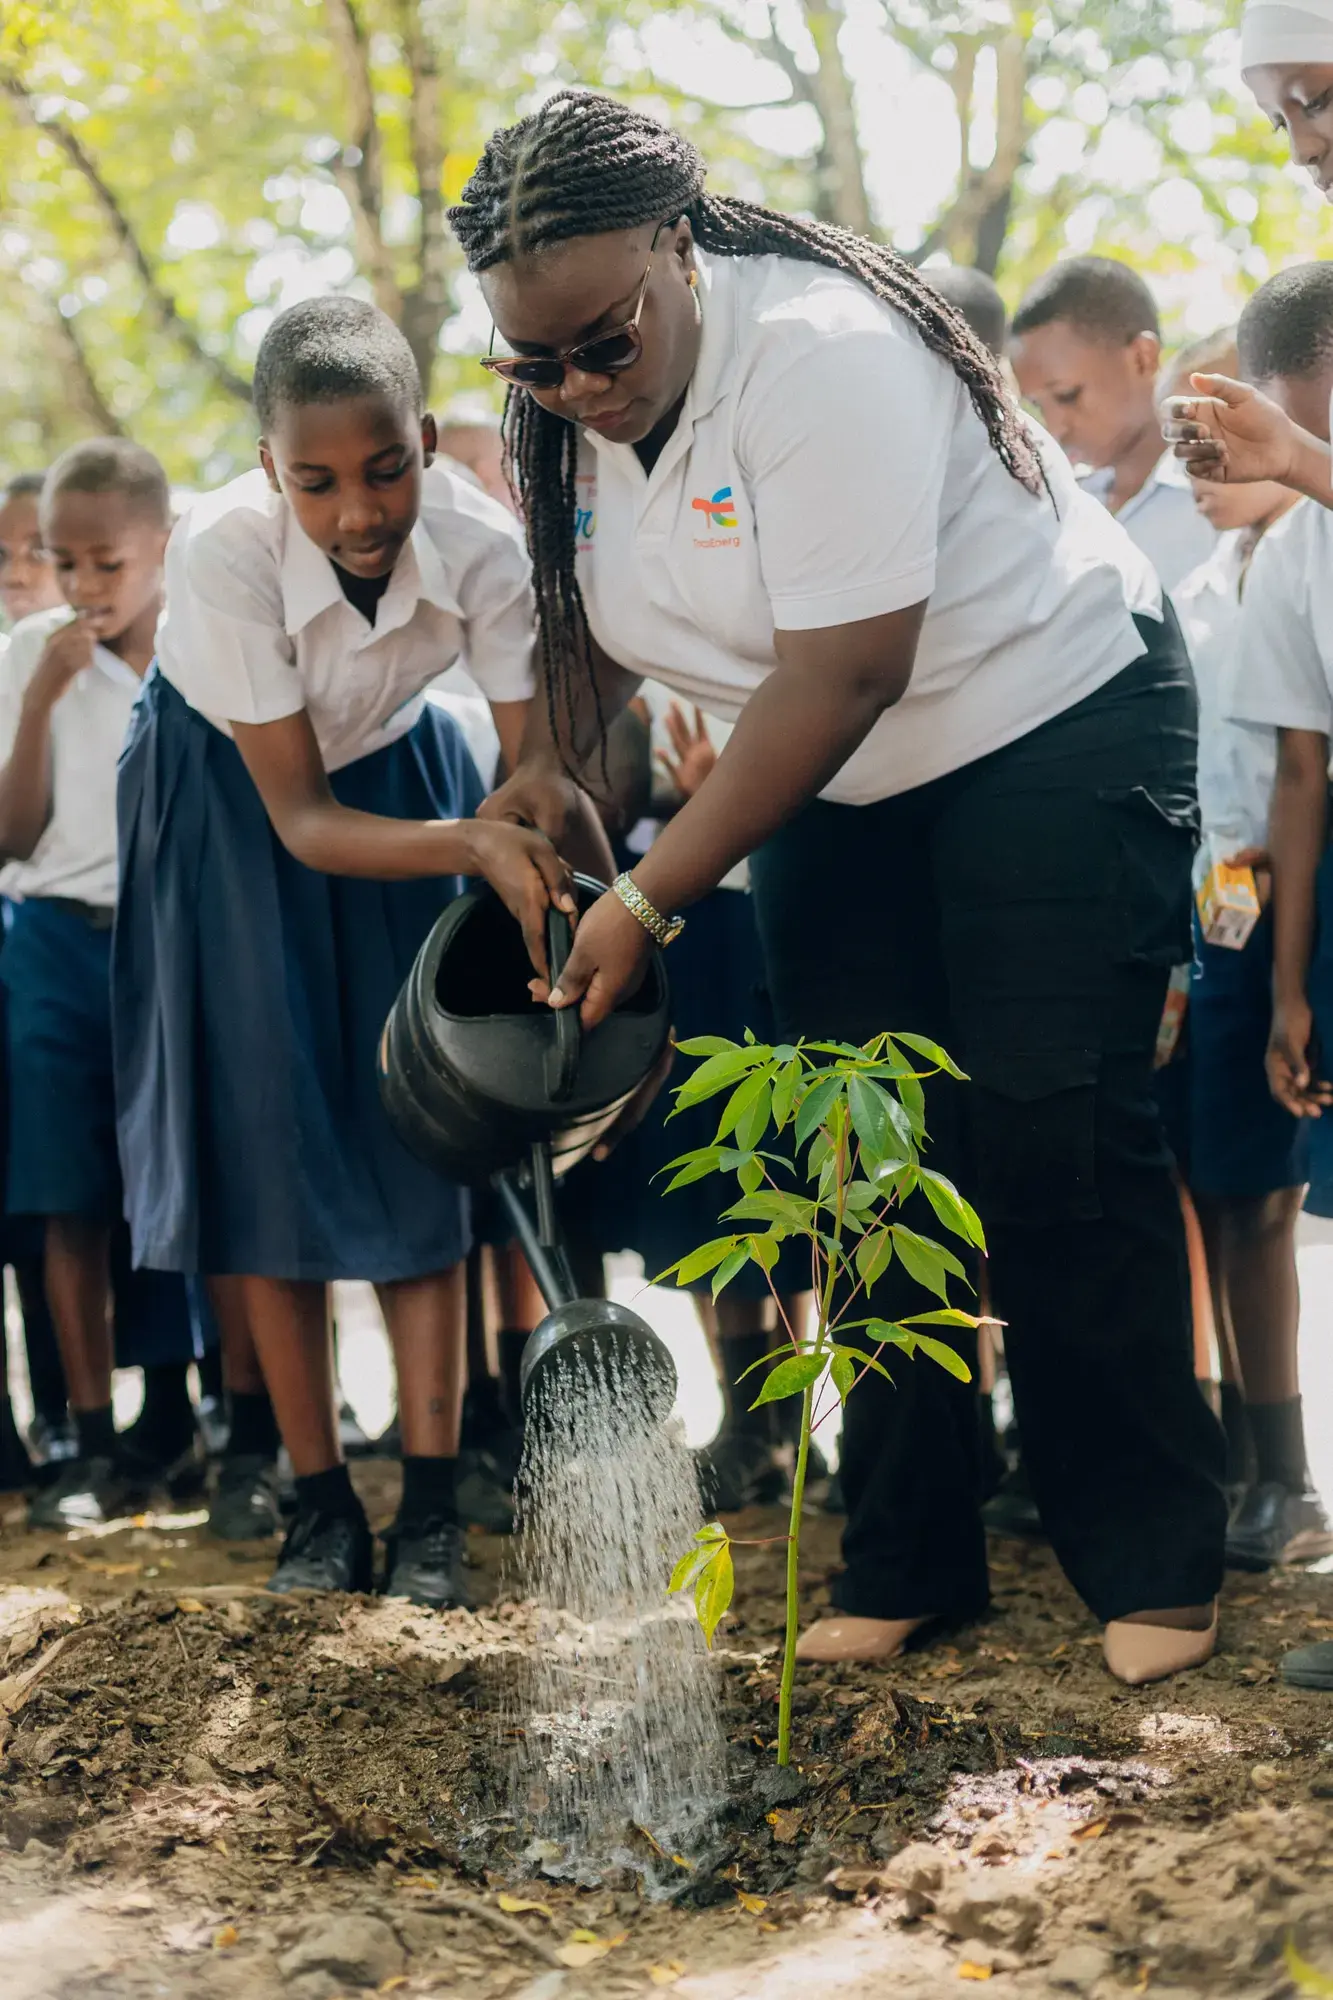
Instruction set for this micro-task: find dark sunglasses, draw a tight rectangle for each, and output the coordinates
[480,223,666,389]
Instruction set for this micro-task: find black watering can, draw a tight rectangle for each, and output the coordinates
[378,874,677,1420]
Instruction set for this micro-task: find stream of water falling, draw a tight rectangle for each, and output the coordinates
[509,1347,726,1883]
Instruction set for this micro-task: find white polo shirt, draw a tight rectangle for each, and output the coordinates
[1080,454,1217,594]
[155,460,535,773]
[1228,500,1333,739]
[1174,532,1276,857]
[0,605,144,908]
[573,251,1160,807]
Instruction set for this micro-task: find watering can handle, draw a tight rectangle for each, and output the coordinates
[545,905,581,1102]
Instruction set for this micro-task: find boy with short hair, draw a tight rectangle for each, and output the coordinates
[1010,255,1216,590]
[925,266,1008,360]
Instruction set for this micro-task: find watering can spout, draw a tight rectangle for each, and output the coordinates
[519,1299,677,1423]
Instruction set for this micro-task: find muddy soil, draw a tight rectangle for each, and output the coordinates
[0,1464,1331,1999]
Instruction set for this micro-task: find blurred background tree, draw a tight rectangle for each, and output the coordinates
[0,0,1327,484]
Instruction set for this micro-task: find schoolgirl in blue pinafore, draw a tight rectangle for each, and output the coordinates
[114,463,533,1284]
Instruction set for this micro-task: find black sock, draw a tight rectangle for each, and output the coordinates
[398,1454,458,1530]
[1248,1397,1310,1492]
[226,1389,280,1461]
[498,1327,529,1427]
[463,1372,509,1447]
[130,1362,196,1457]
[294,1463,364,1524]
[720,1331,774,1438]
[76,1404,118,1460]
[15,1256,66,1421]
[1218,1382,1254,1489]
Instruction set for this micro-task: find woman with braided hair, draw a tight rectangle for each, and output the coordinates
[453,89,1226,1683]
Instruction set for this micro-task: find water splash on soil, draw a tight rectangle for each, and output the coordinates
[509,1348,726,1884]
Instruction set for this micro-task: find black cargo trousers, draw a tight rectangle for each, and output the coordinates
[749,612,1227,1624]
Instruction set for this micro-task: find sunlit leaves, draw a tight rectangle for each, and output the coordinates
[750,1351,823,1407]
[669,1523,734,1647]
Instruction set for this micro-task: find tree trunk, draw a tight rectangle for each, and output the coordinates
[799,0,874,237]
[396,0,451,396]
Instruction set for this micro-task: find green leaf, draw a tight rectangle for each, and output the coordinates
[735,1079,772,1153]
[715,1067,771,1143]
[913,1333,973,1382]
[890,1032,968,1080]
[830,1350,855,1403]
[749,1232,780,1272]
[855,1228,893,1288]
[671,1237,739,1286]
[844,1179,880,1212]
[712,1244,751,1298]
[738,1153,765,1195]
[905,1308,987,1329]
[674,1046,766,1111]
[675,1035,741,1057]
[795,1073,843,1146]
[751,1350,824,1406]
[694,1537,734,1647]
[890,1225,967,1301]
[920,1169,987,1249]
[1285,1939,1333,1996]
[832,1340,897,1384]
[846,1074,892,1159]
[723,1191,815,1228]
[864,1319,918,1358]
[896,1068,926,1132]
[771,1055,803,1130]
[661,1151,726,1192]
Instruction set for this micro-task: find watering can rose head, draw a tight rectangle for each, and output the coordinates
[660,1031,987,1766]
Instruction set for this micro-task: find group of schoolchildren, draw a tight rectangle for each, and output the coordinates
[0,239,1331,1653]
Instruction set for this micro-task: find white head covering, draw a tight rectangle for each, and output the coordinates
[1241,0,1333,72]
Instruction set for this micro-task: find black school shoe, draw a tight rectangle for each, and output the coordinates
[208,1454,284,1541]
[266,1508,373,1594]
[26,1410,79,1475]
[456,1447,516,1534]
[27,1453,152,1530]
[1281,1639,1333,1691]
[381,1518,475,1611]
[1225,1481,1333,1571]
[695,1428,786,1512]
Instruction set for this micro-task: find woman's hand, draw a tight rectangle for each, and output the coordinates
[461,819,576,980]
[657,703,717,801]
[529,888,653,1029]
[1162,375,1298,486]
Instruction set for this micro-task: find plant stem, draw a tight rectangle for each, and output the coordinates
[777,1380,814,1768]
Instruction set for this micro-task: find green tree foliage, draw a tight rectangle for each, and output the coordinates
[0,1,1328,482]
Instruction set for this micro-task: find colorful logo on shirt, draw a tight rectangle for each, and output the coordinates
[691,486,738,530]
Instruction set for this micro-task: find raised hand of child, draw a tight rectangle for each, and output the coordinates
[28,616,95,710]
[462,818,577,982]
[1162,375,1298,487]
[656,702,716,801]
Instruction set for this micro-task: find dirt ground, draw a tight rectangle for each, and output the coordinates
[1,1462,1331,2000]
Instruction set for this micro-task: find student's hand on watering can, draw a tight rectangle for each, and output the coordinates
[528,888,652,1031]
[463,818,577,982]
[1163,375,1301,486]
[480,753,617,881]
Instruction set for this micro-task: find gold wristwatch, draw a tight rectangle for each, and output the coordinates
[612,872,686,947]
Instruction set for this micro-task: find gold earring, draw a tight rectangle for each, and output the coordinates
[688,269,702,323]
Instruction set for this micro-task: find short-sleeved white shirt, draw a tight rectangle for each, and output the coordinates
[1228,500,1333,739]
[155,461,535,773]
[572,251,1160,807]
[1079,454,1217,595]
[0,605,143,907]
[1174,532,1276,857]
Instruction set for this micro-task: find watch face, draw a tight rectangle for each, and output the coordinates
[664,916,685,945]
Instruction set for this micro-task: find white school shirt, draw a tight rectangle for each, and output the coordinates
[1079,453,1217,595]
[1173,532,1277,861]
[155,461,535,773]
[573,251,1161,807]
[0,605,143,908]
[1227,499,1333,739]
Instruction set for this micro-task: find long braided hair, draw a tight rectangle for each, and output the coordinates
[450,90,1043,754]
